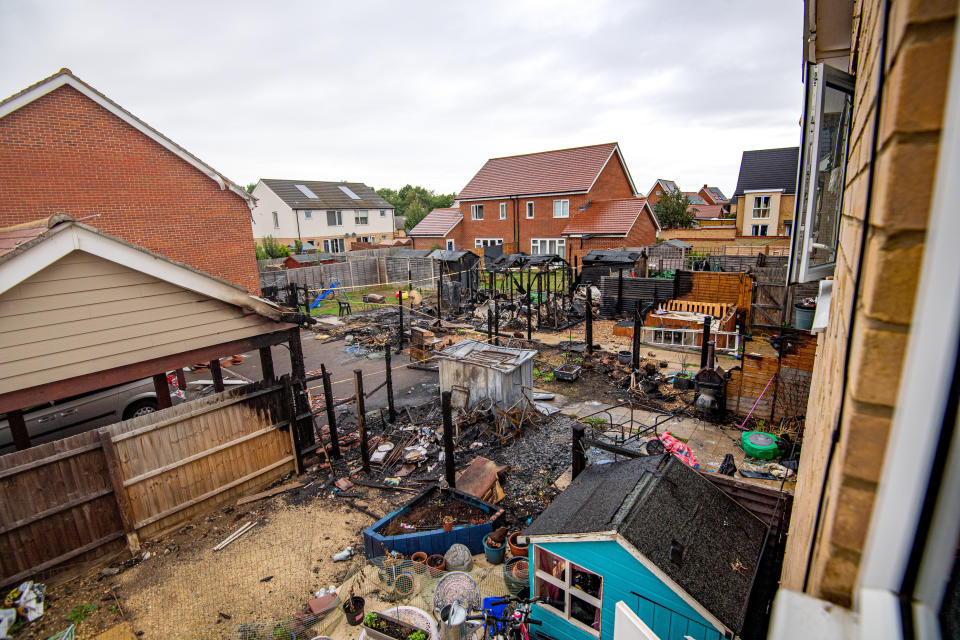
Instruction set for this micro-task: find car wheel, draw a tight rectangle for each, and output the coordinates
[123,399,158,420]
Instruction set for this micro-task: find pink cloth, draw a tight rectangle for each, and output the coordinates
[659,431,699,468]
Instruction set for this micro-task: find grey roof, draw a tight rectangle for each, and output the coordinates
[732,147,799,196]
[426,249,480,263]
[525,455,767,632]
[392,249,431,258]
[438,339,536,373]
[286,253,320,264]
[664,239,693,249]
[582,249,645,265]
[261,179,393,210]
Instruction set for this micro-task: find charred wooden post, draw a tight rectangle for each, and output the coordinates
[585,285,594,355]
[7,410,29,451]
[209,359,225,393]
[287,327,314,451]
[616,268,624,316]
[175,368,187,391]
[493,297,500,346]
[153,373,173,409]
[572,423,586,480]
[487,308,494,343]
[441,390,456,488]
[436,260,443,328]
[282,375,303,474]
[321,364,341,459]
[631,300,643,373]
[384,347,396,423]
[700,316,712,369]
[408,265,413,292]
[258,347,275,382]
[354,369,370,473]
[397,289,404,354]
[536,271,542,329]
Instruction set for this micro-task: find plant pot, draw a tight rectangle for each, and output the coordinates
[342,596,365,626]
[507,531,528,558]
[426,554,446,578]
[503,557,529,596]
[617,350,632,365]
[442,518,454,532]
[794,303,815,331]
[362,611,429,640]
[393,571,415,598]
[411,551,428,564]
[483,535,507,565]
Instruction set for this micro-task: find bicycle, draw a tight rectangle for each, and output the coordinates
[467,595,554,640]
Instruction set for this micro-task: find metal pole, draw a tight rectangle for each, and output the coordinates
[354,369,370,473]
[586,284,594,355]
[322,364,341,459]
[441,390,456,488]
[384,347,396,423]
[700,316,712,369]
[397,289,404,354]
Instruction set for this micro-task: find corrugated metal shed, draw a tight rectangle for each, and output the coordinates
[438,339,535,409]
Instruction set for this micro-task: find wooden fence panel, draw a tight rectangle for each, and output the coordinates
[104,385,294,541]
[0,430,123,587]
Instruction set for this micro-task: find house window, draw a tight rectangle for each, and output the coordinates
[475,238,503,248]
[355,210,369,225]
[471,204,484,220]
[380,210,386,216]
[533,546,602,637]
[304,210,312,219]
[526,201,534,219]
[272,211,279,228]
[446,239,455,250]
[356,235,374,243]
[784,220,793,236]
[752,224,769,236]
[323,238,345,252]
[500,203,507,220]
[752,196,771,218]
[531,238,565,255]
[553,199,569,218]
[790,62,854,283]
[326,211,343,226]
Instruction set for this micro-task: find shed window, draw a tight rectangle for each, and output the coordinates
[533,545,602,637]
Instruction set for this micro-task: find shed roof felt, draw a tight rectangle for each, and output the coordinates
[561,198,652,236]
[426,249,479,264]
[732,147,800,196]
[260,179,392,210]
[525,455,767,632]
[458,143,629,199]
[408,208,463,237]
[581,249,645,265]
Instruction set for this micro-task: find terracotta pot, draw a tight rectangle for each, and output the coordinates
[443,517,454,532]
[411,551,428,564]
[508,531,528,558]
[426,554,446,578]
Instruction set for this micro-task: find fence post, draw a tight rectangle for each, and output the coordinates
[99,429,141,553]
[493,297,500,346]
[631,300,642,373]
[281,375,303,475]
[700,316,712,369]
[487,308,493,343]
[384,347,396,423]
[209,359,225,393]
[397,290,404,354]
[572,423,586,480]
[586,285,594,355]
[321,364,341,460]
[441,390,456,488]
[354,370,370,473]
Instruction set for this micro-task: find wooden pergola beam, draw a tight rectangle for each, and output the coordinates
[0,325,296,415]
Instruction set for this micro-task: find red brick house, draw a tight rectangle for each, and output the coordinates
[411,143,656,262]
[0,69,260,293]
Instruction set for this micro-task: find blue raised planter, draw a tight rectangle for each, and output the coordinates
[363,485,504,558]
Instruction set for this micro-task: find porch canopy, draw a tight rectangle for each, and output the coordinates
[0,215,311,450]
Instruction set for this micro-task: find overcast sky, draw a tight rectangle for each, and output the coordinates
[0,1,803,198]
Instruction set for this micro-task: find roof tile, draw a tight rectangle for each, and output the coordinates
[561,198,650,236]
[408,208,462,237]
[261,179,391,210]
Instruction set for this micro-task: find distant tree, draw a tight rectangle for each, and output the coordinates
[256,235,290,259]
[376,184,456,231]
[246,183,256,194]
[653,188,697,229]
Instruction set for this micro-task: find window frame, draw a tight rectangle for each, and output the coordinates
[531,238,566,256]
[304,210,312,219]
[751,224,769,237]
[380,209,386,217]
[474,238,503,248]
[553,199,570,218]
[355,210,369,225]
[272,211,279,228]
[445,239,455,250]
[752,196,771,218]
[532,545,602,637]
[526,201,535,219]
[499,202,507,220]
[788,62,855,283]
[326,211,343,226]
[471,204,484,221]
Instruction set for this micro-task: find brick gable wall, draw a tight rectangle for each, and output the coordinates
[0,85,260,293]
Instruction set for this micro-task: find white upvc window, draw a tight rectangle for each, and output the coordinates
[471,204,484,220]
[752,224,769,236]
[326,211,343,226]
[553,199,569,218]
[499,202,507,220]
[752,196,771,218]
[789,62,855,283]
[272,211,279,228]
[355,210,369,225]
[526,201,535,219]
[531,238,565,256]
[323,238,345,252]
[533,545,602,637]
[445,239,455,250]
[475,238,503,248]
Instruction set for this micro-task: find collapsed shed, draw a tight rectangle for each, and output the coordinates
[579,249,646,285]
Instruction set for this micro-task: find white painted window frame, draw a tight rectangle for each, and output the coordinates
[527,201,535,219]
[445,239,455,250]
[355,210,369,225]
[327,211,343,226]
[751,224,769,237]
[499,202,507,220]
[272,211,279,228]
[553,199,570,218]
[532,544,602,638]
[474,238,503,248]
[752,196,771,218]
[304,210,313,219]
[531,238,566,256]
[471,204,484,221]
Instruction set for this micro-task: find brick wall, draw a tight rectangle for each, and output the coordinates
[780,0,957,604]
[0,85,260,293]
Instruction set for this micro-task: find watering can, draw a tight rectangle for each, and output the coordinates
[437,603,468,640]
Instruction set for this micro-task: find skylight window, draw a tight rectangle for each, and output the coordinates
[338,185,361,200]
[295,184,318,199]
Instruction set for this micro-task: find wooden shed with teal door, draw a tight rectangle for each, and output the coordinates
[522,455,767,640]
